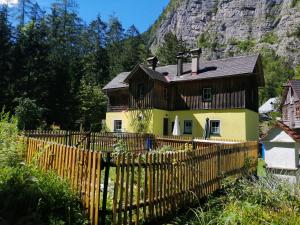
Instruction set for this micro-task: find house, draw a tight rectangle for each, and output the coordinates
[259,97,279,121]
[103,49,265,140]
[281,80,300,129]
[261,121,300,183]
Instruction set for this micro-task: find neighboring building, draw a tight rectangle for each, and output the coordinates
[261,121,300,183]
[103,49,265,140]
[259,97,279,121]
[281,80,300,129]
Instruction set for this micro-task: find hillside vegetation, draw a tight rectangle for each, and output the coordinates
[167,175,300,225]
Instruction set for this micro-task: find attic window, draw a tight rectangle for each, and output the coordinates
[137,83,144,99]
[164,87,168,101]
[296,107,300,119]
[203,88,212,102]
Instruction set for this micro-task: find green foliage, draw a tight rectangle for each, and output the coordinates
[169,175,300,225]
[0,165,88,225]
[0,3,148,130]
[78,79,107,131]
[15,97,43,130]
[0,111,24,168]
[291,0,300,7]
[294,65,300,79]
[198,33,210,48]
[129,110,152,134]
[156,32,187,65]
[237,39,256,52]
[113,140,129,155]
[259,48,294,104]
[157,145,175,153]
[260,32,279,44]
[291,26,300,39]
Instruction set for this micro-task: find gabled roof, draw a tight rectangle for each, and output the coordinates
[103,72,130,90]
[124,64,169,83]
[281,80,300,107]
[261,121,300,143]
[103,54,263,90]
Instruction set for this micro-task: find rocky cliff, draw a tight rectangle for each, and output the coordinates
[149,0,300,65]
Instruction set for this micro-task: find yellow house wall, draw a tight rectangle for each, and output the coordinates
[105,109,259,141]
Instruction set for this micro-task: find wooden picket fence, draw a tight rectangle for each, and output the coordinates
[25,136,258,225]
[25,130,154,152]
[25,130,245,153]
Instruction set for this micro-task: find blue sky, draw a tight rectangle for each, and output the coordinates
[2,0,170,32]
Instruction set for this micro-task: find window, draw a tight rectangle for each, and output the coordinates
[210,120,220,135]
[203,88,212,101]
[137,84,144,99]
[164,87,168,101]
[184,120,193,134]
[296,107,300,119]
[283,108,288,121]
[114,120,122,132]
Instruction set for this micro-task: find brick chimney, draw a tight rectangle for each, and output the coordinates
[177,52,184,76]
[147,56,158,71]
[190,48,202,75]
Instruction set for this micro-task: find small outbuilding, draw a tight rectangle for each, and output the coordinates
[261,121,300,183]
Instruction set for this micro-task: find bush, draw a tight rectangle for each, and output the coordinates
[0,111,24,168]
[260,32,279,44]
[169,175,300,225]
[0,166,88,225]
[15,97,43,130]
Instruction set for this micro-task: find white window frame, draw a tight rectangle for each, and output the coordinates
[203,88,212,102]
[184,120,193,134]
[210,120,220,135]
[114,120,122,132]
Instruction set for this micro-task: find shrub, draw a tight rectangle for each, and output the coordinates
[169,175,300,225]
[237,39,256,52]
[260,32,279,44]
[0,111,24,168]
[291,0,300,7]
[0,166,88,225]
[15,97,43,130]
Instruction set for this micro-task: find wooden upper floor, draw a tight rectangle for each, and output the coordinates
[104,52,264,113]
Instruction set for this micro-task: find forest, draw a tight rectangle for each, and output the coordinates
[0,0,296,131]
[0,0,149,131]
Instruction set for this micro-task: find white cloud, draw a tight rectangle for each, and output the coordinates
[0,0,19,7]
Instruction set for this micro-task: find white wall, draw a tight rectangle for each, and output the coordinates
[264,142,299,169]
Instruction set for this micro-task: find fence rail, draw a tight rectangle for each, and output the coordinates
[25,135,258,225]
[25,130,244,152]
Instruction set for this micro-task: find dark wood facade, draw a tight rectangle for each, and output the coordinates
[106,71,259,113]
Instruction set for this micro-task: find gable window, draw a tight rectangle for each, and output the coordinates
[210,120,220,135]
[114,120,122,132]
[164,87,168,101]
[203,88,212,102]
[296,107,300,119]
[137,83,144,99]
[283,108,288,121]
[184,120,193,134]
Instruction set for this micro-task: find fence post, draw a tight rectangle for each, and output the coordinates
[217,144,221,188]
[86,131,91,150]
[192,137,196,150]
[65,131,69,146]
[100,152,111,225]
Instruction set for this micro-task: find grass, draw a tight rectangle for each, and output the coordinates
[257,158,266,177]
[260,32,279,45]
[164,174,300,225]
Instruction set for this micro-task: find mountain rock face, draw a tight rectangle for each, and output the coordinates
[149,0,300,65]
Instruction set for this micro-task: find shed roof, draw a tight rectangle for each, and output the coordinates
[261,121,300,143]
[103,54,263,90]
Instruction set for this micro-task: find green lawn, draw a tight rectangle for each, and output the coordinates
[257,158,266,177]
